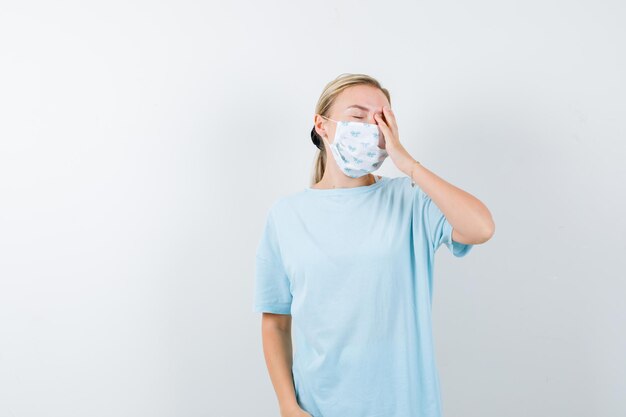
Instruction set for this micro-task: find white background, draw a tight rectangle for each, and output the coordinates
[0,1,624,416]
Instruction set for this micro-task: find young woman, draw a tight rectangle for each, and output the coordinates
[253,73,495,417]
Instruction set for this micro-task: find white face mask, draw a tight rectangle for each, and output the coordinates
[322,116,389,178]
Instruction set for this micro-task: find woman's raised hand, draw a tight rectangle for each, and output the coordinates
[374,106,419,176]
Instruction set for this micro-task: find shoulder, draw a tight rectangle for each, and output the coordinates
[383,175,416,196]
[382,176,427,210]
[391,175,424,194]
[266,191,304,218]
[386,175,412,188]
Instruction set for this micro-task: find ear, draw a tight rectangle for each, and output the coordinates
[314,114,329,139]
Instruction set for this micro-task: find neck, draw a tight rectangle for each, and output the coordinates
[314,170,378,190]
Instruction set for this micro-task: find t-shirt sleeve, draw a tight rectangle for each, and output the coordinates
[414,182,473,257]
[253,207,293,314]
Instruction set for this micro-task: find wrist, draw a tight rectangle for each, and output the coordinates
[280,401,301,414]
[405,160,421,178]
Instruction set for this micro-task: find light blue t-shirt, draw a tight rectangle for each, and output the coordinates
[253,175,473,417]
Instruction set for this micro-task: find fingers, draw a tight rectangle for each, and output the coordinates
[374,112,391,141]
[382,106,398,135]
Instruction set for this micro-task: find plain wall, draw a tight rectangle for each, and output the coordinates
[0,0,624,416]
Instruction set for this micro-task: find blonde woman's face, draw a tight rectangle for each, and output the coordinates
[315,84,391,149]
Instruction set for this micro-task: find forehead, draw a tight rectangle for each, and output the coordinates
[332,85,389,112]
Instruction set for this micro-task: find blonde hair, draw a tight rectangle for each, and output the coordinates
[310,73,391,185]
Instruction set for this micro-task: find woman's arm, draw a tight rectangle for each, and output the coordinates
[408,161,495,245]
[260,313,308,416]
[374,106,495,244]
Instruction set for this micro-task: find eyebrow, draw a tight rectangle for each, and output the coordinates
[344,104,370,112]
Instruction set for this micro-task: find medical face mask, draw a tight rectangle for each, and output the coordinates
[321,116,389,178]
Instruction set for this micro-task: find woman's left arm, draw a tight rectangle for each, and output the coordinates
[375,106,495,245]
[408,161,495,245]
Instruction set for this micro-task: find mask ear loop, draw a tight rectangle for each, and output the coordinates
[319,115,338,143]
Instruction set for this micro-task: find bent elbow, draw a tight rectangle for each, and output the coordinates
[480,221,495,243]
